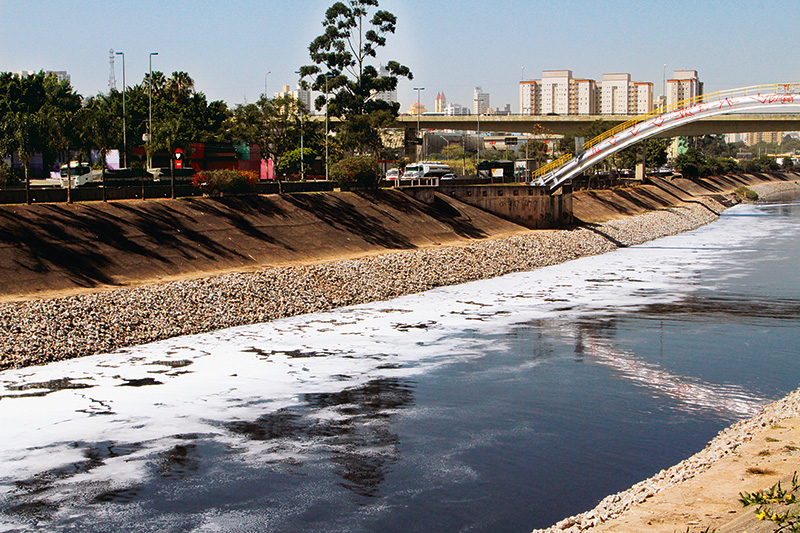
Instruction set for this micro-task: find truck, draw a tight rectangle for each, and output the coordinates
[401,161,451,185]
[59,162,103,188]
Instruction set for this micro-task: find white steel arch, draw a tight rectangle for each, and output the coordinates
[533,84,800,190]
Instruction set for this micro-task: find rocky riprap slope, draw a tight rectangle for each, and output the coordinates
[0,199,723,370]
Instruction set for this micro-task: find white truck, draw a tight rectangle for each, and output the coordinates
[400,161,451,186]
[59,162,103,188]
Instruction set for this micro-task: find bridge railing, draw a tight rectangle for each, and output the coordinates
[531,83,800,182]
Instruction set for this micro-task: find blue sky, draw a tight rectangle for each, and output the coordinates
[2,0,799,113]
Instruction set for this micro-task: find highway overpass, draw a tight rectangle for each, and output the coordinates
[394,113,800,137]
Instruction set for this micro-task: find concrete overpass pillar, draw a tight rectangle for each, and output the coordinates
[635,142,647,181]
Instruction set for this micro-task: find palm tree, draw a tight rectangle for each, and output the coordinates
[166,71,195,104]
[3,111,44,204]
[83,94,121,201]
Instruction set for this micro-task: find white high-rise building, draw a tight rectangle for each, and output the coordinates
[574,79,597,114]
[600,73,630,115]
[631,82,654,114]
[540,70,572,115]
[667,70,702,108]
[274,85,312,113]
[473,87,490,114]
[373,64,398,105]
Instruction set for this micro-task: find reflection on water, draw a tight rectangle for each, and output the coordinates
[570,320,763,418]
[0,199,799,531]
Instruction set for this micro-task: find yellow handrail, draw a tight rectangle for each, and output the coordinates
[531,83,800,181]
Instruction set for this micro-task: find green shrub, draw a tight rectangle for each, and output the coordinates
[329,155,381,188]
[193,169,258,194]
[734,186,759,201]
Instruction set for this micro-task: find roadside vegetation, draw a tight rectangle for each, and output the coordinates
[0,0,411,193]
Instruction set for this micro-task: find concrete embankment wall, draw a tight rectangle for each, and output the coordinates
[404,184,573,229]
[0,190,526,300]
[573,171,800,222]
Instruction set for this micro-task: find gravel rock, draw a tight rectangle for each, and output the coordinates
[0,199,724,371]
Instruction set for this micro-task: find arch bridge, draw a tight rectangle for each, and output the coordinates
[531,84,800,190]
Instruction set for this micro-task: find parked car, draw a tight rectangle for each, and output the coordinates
[441,174,458,180]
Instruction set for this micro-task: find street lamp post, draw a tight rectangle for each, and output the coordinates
[265,70,271,99]
[413,87,424,162]
[295,70,306,179]
[474,97,484,162]
[147,52,158,170]
[324,73,334,182]
[115,51,126,168]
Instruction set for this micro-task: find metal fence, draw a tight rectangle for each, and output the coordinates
[0,180,335,205]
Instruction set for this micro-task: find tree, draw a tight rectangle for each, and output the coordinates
[300,0,412,155]
[165,71,195,104]
[0,72,78,202]
[558,120,614,157]
[226,94,302,171]
[82,93,123,200]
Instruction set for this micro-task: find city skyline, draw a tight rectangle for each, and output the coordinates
[2,0,799,114]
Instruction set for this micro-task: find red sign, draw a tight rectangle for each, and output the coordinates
[174,148,184,169]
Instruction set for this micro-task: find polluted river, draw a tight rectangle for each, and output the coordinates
[2,196,800,532]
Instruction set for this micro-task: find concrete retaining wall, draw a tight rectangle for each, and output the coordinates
[404,184,573,229]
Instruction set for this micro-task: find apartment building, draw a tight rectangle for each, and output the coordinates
[520,69,657,116]
[666,70,703,108]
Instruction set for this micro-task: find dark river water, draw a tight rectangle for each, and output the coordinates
[2,196,800,532]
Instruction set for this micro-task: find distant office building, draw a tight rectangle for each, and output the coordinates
[435,92,447,113]
[520,69,653,115]
[274,85,312,113]
[373,64,399,105]
[473,87,490,114]
[17,70,71,83]
[445,102,470,115]
[666,70,703,108]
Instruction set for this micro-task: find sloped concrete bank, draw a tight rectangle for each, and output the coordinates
[0,196,725,371]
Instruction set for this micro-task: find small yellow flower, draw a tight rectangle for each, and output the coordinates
[772,513,779,521]
[757,511,766,521]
